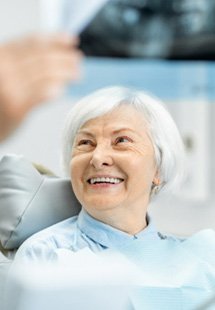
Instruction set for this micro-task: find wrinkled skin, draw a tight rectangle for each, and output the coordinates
[70,105,160,235]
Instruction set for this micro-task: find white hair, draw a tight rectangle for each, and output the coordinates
[61,86,185,198]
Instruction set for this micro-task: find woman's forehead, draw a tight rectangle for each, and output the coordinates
[79,105,147,132]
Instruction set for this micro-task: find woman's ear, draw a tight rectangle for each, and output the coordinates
[152,178,160,186]
[152,171,160,186]
[151,174,161,197]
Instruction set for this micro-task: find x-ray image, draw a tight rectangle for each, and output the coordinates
[79,0,215,59]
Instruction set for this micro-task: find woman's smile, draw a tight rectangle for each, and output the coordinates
[87,175,124,188]
[87,176,124,190]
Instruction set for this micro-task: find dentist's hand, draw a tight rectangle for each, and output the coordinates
[0,34,82,141]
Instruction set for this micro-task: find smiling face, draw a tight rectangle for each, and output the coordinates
[70,105,159,228]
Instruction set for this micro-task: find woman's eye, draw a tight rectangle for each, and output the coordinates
[77,139,93,146]
[115,136,132,144]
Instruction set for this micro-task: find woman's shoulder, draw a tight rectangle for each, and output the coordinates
[24,215,79,245]
[15,215,79,263]
[159,228,215,243]
[183,228,215,244]
[180,229,215,263]
[159,229,215,266]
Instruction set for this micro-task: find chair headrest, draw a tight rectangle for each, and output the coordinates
[0,155,81,250]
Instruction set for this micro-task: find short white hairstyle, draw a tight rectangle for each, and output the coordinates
[62,86,185,198]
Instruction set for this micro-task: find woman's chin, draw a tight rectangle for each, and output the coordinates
[83,197,122,212]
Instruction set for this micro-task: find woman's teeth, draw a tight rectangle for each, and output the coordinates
[89,177,122,184]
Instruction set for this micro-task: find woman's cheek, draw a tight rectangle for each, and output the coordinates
[70,159,80,182]
[71,155,90,182]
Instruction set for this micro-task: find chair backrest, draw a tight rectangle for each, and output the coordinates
[0,154,81,305]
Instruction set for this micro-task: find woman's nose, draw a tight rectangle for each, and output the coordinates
[90,145,113,169]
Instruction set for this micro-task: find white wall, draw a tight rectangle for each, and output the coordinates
[0,96,75,175]
[0,0,40,42]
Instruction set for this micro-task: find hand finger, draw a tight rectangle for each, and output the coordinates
[1,34,80,62]
[23,34,80,51]
[43,33,80,47]
[18,50,82,84]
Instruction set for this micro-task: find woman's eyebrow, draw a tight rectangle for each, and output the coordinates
[112,128,138,135]
[77,127,140,137]
[76,130,94,137]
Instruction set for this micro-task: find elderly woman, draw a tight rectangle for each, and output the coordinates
[14,86,215,307]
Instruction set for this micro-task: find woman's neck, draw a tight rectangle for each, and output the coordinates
[85,207,148,236]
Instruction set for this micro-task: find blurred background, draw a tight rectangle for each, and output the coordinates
[0,0,214,236]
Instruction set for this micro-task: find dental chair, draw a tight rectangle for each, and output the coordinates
[0,154,81,305]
